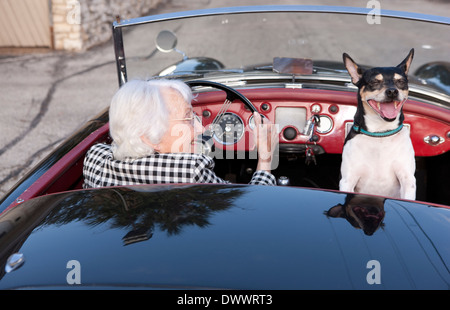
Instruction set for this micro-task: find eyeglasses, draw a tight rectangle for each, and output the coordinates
[171,112,200,125]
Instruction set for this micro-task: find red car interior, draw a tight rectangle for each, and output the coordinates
[7,88,449,211]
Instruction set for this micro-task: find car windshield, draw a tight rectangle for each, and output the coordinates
[117,7,450,98]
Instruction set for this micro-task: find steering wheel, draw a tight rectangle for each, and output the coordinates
[186,80,257,113]
[185,80,260,156]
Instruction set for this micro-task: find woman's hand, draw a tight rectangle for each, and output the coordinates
[253,112,279,172]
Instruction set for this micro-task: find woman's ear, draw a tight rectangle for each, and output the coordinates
[140,135,159,152]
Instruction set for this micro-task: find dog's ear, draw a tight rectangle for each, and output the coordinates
[324,204,345,218]
[397,48,414,74]
[343,53,363,85]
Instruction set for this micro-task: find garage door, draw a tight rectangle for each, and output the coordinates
[0,0,51,48]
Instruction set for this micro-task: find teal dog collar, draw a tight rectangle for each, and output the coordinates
[353,123,404,137]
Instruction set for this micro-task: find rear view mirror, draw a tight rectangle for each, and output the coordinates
[155,30,178,53]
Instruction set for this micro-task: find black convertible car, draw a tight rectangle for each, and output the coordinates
[0,6,449,290]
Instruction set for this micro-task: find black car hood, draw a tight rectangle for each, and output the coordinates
[0,184,449,289]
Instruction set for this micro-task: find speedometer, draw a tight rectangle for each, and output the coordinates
[212,112,244,145]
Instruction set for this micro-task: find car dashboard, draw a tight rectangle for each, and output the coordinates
[189,85,450,204]
[192,87,450,157]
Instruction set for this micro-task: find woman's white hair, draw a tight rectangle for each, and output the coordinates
[109,79,193,160]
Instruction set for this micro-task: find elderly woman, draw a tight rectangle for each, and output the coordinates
[83,79,278,187]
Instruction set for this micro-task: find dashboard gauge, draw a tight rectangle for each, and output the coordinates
[316,115,333,134]
[248,113,268,130]
[212,112,244,145]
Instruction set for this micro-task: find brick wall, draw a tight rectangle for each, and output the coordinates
[52,0,163,51]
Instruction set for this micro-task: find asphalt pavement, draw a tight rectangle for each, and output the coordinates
[0,0,448,197]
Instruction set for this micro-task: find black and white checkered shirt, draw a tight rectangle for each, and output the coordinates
[83,143,276,188]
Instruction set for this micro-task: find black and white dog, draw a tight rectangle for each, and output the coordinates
[340,49,416,200]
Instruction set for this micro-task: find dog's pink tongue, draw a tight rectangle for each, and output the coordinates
[380,102,398,119]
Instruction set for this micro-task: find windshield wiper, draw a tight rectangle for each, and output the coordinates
[252,65,347,74]
[313,66,347,74]
[253,65,273,71]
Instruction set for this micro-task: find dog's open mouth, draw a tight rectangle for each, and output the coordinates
[352,206,385,223]
[367,99,405,120]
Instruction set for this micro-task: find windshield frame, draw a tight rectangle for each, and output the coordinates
[112,5,450,101]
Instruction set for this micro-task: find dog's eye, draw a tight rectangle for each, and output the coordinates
[395,79,407,88]
[368,80,382,88]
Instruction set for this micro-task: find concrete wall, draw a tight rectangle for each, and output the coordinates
[52,0,163,51]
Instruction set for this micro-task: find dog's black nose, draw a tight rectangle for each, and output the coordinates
[385,88,399,99]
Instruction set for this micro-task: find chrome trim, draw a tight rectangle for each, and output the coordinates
[187,73,450,109]
[113,5,450,28]
[113,26,127,86]
[5,253,25,273]
[424,135,445,146]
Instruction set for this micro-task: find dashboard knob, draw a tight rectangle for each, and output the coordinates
[424,135,444,146]
[329,105,339,113]
[283,127,297,140]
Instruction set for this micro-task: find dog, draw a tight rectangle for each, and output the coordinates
[325,194,385,236]
[340,49,416,200]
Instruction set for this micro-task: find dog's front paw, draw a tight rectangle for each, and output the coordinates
[339,179,356,193]
[402,187,416,200]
